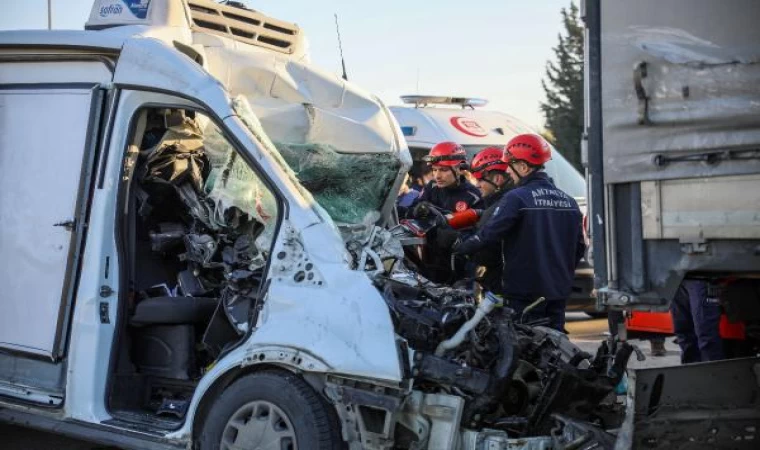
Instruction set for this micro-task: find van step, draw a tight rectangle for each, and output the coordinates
[105,409,182,432]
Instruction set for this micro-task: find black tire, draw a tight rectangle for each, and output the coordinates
[585,312,607,319]
[197,370,343,450]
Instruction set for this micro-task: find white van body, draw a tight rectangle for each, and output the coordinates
[0,1,408,447]
[0,2,630,449]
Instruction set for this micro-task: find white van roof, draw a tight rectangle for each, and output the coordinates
[2,0,405,158]
[0,29,124,51]
[1,0,411,223]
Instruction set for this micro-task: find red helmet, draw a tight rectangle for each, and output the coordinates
[470,146,509,179]
[503,134,552,166]
[423,141,466,168]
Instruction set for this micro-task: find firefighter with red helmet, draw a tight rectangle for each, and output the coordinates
[410,141,481,217]
[408,141,481,282]
[468,146,514,290]
[454,134,586,331]
[470,146,513,202]
[435,146,514,291]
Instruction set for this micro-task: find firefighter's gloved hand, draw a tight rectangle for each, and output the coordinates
[452,235,482,255]
[435,227,460,250]
[431,212,449,229]
[412,201,433,219]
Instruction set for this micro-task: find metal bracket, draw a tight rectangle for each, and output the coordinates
[597,287,668,309]
[634,61,652,125]
[99,302,110,324]
[679,237,709,254]
[99,285,114,297]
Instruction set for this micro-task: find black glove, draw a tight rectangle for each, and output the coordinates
[431,211,450,229]
[435,228,460,250]
[412,201,433,219]
[452,235,482,255]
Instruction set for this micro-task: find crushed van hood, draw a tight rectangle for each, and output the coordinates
[199,37,412,224]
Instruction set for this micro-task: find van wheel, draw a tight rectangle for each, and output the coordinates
[198,370,343,450]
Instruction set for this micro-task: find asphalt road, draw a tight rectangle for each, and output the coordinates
[0,313,680,449]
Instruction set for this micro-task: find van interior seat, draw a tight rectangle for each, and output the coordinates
[129,296,217,380]
[129,296,218,326]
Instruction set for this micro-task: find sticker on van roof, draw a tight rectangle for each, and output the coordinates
[125,0,151,19]
[450,116,488,137]
[96,0,150,20]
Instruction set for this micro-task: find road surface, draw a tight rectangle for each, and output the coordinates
[0,313,680,449]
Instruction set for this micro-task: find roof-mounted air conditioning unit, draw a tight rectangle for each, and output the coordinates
[187,0,301,55]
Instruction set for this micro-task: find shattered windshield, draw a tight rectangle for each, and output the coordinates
[232,96,401,224]
[273,143,400,224]
[201,122,279,247]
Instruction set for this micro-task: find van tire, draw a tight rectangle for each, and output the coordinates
[197,370,343,450]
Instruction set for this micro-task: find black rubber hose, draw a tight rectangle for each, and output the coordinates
[462,313,519,426]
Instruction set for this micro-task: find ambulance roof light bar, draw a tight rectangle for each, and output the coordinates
[400,95,489,109]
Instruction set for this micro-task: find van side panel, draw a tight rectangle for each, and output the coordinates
[0,86,99,358]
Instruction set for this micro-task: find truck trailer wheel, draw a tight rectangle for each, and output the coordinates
[198,370,343,450]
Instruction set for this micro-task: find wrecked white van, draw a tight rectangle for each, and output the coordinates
[0,1,631,449]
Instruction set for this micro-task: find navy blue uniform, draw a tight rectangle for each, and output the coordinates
[455,171,585,330]
[413,179,481,214]
[671,280,725,364]
[434,188,508,291]
[409,179,481,283]
[471,189,507,292]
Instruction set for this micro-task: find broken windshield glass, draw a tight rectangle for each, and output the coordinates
[232,96,401,224]
[201,117,279,249]
[273,143,400,224]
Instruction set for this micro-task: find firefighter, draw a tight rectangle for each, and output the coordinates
[453,134,585,332]
[409,142,481,217]
[436,146,514,291]
[409,141,481,282]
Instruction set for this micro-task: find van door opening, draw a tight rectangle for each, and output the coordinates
[106,103,280,428]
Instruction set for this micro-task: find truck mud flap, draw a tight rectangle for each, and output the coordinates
[617,356,760,449]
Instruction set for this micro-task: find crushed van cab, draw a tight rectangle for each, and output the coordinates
[0,1,631,449]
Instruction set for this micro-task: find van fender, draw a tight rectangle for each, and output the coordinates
[164,343,332,443]
[240,345,332,372]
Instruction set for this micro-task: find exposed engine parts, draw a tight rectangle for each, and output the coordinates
[345,225,633,448]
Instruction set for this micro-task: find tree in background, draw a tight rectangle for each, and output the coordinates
[540,2,584,171]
